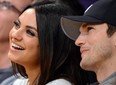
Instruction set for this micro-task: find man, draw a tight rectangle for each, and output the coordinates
[61,0,116,84]
[0,0,34,83]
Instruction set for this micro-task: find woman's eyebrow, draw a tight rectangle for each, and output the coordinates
[26,25,37,31]
[15,19,21,25]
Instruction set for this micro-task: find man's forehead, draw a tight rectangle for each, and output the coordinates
[9,0,33,12]
[81,22,104,27]
[80,23,94,28]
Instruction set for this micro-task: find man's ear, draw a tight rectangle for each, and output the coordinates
[112,33,116,46]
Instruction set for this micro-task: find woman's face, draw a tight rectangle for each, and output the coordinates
[8,8,40,68]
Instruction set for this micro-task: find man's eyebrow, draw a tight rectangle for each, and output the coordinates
[81,23,89,27]
[81,23,96,27]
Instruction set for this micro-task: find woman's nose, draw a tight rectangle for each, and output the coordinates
[10,28,23,41]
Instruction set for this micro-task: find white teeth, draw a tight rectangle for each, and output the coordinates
[12,43,24,50]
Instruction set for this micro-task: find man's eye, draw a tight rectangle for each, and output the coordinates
[14,21,20,29]
[87,27,94,31]
[26,29,35,36]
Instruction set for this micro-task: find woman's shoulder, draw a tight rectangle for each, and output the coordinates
[46,79,72,85]
[13,77,28,85]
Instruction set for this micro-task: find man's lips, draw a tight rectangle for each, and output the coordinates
[80,48,89,54]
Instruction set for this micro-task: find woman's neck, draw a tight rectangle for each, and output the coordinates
[26,66,40,85]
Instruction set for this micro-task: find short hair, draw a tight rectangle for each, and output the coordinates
[107,24,116,37]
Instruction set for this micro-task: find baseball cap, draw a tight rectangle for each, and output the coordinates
[61,0,116,40]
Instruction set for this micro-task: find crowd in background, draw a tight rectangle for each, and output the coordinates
[0,0,97,85]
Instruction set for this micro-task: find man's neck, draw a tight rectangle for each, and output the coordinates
[0,41,11,69]
[95,60,116,83]
[0,40,9,51]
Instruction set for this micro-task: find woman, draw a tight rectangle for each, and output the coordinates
[8,1,89,85]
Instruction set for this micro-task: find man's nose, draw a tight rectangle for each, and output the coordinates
[75,34,86,47]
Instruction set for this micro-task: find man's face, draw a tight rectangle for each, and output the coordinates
[0,0,32,42]
[75,23,115,72]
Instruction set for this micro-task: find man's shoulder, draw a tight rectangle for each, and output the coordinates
[100,72,116,85]
[0,67,13,83]
[0,75,16,85]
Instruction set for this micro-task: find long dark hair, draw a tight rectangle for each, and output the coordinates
[11,1,90,85]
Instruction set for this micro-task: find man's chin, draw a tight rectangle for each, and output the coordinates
[80,61,92,71]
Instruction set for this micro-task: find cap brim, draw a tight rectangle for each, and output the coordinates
[61,16,102,40]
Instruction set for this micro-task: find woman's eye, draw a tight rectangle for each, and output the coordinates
[26,29,35,36]
[14,21,20,29]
